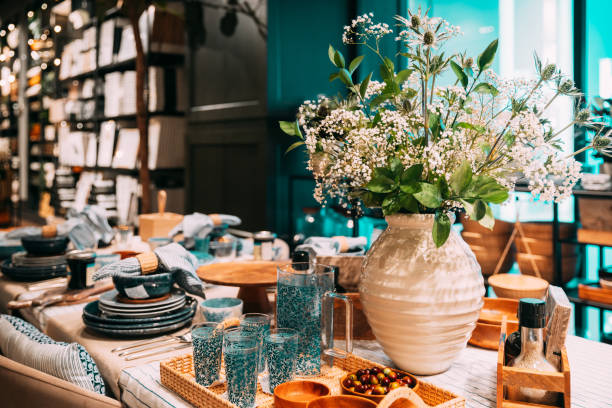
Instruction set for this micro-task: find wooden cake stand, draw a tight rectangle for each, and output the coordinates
[196,261,285,313]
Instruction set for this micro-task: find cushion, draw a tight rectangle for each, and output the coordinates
[0,315,105,395]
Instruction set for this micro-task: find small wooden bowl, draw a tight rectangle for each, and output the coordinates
[274,380,331,408]
[488,273,548,300]
[306,395,377,408]
[478,297,518,325]
[469,320,519,350]
[339,369,419,403]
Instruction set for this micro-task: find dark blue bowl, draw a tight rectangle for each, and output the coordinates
[21,235,69,256]
[112,272,175,299]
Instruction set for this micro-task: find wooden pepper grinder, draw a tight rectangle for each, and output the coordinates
[138,190,183,242]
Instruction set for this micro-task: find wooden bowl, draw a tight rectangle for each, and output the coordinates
[516,253,577,283]
[469,320,519,350]
[488,273,549,300]
[339,369,419,403]
[478,297,518,325]
[274,380,331,408]
[306,395,377,408]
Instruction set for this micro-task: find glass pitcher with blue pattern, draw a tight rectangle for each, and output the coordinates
[276,262,353,376]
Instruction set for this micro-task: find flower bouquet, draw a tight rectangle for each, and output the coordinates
[280,8,611,247]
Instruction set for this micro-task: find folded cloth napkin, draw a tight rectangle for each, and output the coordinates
[93,243,205,298]
[169,213,241,249]
[6,218,83,239]
[68,205,114,246]
[295,236,367,257]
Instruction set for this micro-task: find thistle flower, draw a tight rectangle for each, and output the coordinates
[395,9,461,50]
[541,63,557,81]
[575,108,591,124]
[556,77,582,97]
[593,130,612,157]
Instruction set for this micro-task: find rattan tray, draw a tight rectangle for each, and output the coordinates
[160,353,465,408]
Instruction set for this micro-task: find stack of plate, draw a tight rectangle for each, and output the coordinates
[12,252,66,267]
[82,289,196,337]
[1,258,68,282]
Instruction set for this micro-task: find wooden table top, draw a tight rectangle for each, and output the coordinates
[196,261,285,287]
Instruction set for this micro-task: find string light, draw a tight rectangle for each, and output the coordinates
[30,51,39,60]
[53,58,60,66]
[0,30,5,37]
[8,50,14,57]
[27,39,33,45]
[27,11,34,18]
[40,33,47,40]
[0,55,5,62]
[8,74,15,83]
[53,25,61,33]
[8,24,15,32]
[41,62,47,69]
[41,3,47,10]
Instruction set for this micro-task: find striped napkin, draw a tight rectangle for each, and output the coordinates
[93,243,205,298]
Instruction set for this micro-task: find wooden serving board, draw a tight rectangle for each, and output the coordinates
[196,261,284,287]
[578,283,612,305]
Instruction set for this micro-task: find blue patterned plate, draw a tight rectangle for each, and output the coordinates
[83,314,194,338]
[83,302,196,330]
[83,297,196,325]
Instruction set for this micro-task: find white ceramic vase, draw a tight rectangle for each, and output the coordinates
[359,214,484,375]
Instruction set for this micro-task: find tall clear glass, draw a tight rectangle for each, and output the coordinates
[264,328,299,392]
[239,313,271,372]
[276,262,353,376]
[223,328,259,408]
[191,322,223,386]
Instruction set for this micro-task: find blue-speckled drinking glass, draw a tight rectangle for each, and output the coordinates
[191,322,223,386]
[276,262,353,376]
[223,328,259,408]
[264,328,299,392]
[240,313,271,373]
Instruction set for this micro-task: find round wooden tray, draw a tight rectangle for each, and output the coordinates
[196,261,283,287]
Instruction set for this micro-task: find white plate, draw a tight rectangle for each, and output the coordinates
[99,289,185,309]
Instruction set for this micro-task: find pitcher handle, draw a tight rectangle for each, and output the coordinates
[322,291,353,359]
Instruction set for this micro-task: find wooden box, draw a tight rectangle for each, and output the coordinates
[497,319,570,408]
[578,283,612,305]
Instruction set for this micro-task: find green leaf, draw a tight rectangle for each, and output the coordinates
[349,55,365,74]
[334,50,346,68]
[389,158,403,178]
[473,199,487,220]
[384,57,395,74]
[465,66,474,77]
[433,212,451,248]
[329,72,339,82]
[338,68,353,87]
[399,164,423,193]
[360,72,372,99]
[370,93,391,109]
[370,111,382,127]
[382,196,401,215]
[480,189,509,204]
[366,167,397,193]
[478,204,495,229]
[285,141,304,154]
[437,177,450,200]
[395,69,413,86]
[450,60,468,88]
[477,39,498,72]
[473,82,499,96]
[399,193,419,213]
[456,122,486,133]
[414,183,442,208]
[279,120,300,137]
[328,45,336,66]
[449,161,473,195]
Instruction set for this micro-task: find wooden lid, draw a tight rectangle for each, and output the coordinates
[41,225,57,237]
[488,274,549,290]
[197,261,283,287]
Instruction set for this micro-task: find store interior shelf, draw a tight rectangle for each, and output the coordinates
[567,286,612,311]
[576,229,612,247]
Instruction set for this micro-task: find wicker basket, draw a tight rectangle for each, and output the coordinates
[160,353,465,408]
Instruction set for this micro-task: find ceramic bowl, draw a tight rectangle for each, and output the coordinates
[112,272,174,299]
[274,380,330,408]
[200,297,243,322]
[339,368,418,403]
[306,395,377,408]
[0,240,24,260]
[469,320,519,350]
[21,235,69,256]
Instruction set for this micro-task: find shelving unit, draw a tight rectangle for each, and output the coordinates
[14,1,187,220]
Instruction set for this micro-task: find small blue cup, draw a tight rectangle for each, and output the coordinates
[200,297,243,322]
